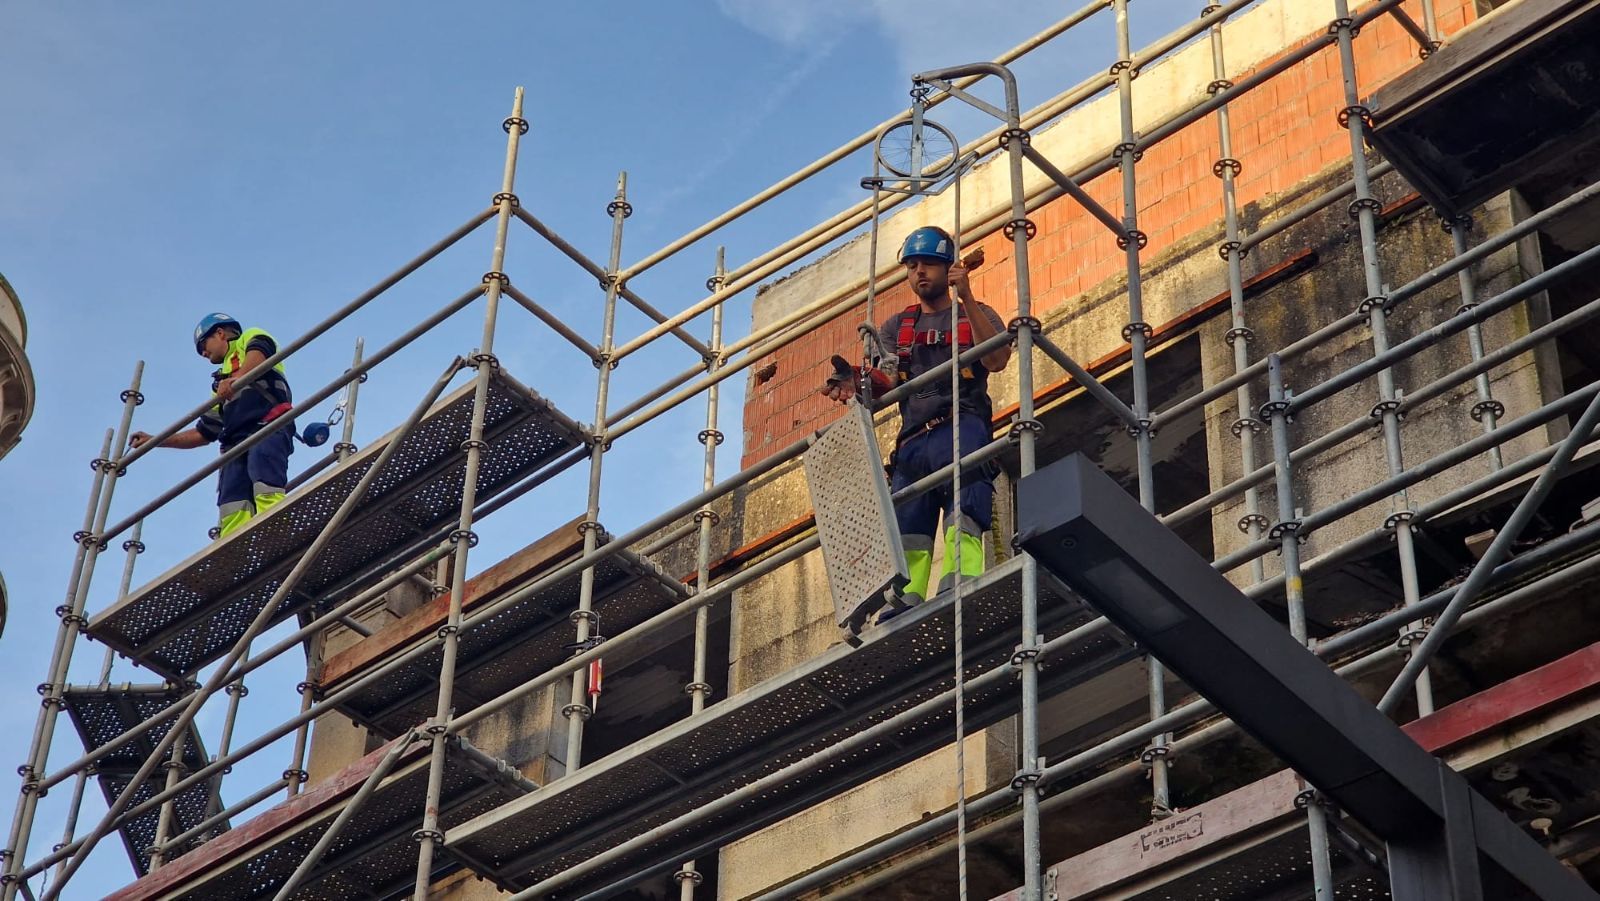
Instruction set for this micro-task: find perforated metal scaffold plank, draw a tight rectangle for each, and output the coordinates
[328,537,691,738]
[61,684,227,876]
[105,736,532,901]
[804,401,906,629]
[87,370,588,682]
[446,555,1137,896]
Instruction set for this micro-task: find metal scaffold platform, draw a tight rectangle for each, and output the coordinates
[322,521,691,737]
[61,684,227,876]
[86,370,587,682]
[105,734,532,901]
[443,557,1134,895]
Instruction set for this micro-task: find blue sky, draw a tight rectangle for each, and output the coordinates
[0,2,1194,895]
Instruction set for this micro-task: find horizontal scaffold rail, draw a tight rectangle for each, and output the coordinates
[322,516,692,737]
[443,556,1130,896]
[87,369,589,681]
[106,734,532,901]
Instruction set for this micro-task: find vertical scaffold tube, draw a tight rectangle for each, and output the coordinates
[1207,6,1269,586]
[338,337,365,464]
[563,170,630,772]
[410,88,524,900]
[51,518,145,886]
[676,247,725,901]
[1446,218,1504,471]
[1112,0,1171,819]
[1265,356,1336,899]
[146,733,187,871]
[4,360,143,901]
[1330,0,1435,717]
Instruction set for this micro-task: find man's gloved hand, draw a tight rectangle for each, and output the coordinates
[822,355,892,404]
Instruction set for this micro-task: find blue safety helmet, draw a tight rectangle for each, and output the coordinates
[899,226,955,265]
[194,313,241,352]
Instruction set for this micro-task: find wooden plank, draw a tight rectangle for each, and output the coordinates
[1048,769,1305,899]
[104,736,424,901]
[320,515,585,688]
[1402,639,1600,754]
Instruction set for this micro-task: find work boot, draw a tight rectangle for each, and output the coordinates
[877,548,932,625]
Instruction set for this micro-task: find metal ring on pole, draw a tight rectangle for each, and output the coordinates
[333,441,357,456]
[502,116,529,135]
[1205,78,1234,95]
[1268,519,1304,543]
[436,624,459,639]
[72,530,94,547]
[1217,240,1244,261]
[1139,744,1171,766]
[683,682,714,700]
[1224,326,1254,346]
[1326,16,1359,36]
[1127,418,1156,439]
[459,438,489,453]
[1009,767,1042,791]
[1230,417,1264,438]
[1348,197,1383,219]
[1212,158,1242,179]
[282,768,308,785]
[568,609,599,626]
[998,128,1031,150]
[1003,218,1038,241]
[1237,512,1269,534]
[1259,398,1292,422]
[1383,510,1416,533]
[1117,230,1149,252]
[1336,105,1374,130]
[412,827,445,843]
[693,509,721,527]
[576,520,605,536]
[1440,214,1472,234]
[492,192,521,208]
[448,529,479,548]
[1471,400,1506,422]
[119,389,146,406]
[1396,625,1431,649]
[1357,293,1388,314]
[606,200,633,219]
[1122,321,1153,342]
[562,703,593,722]
[224,683,249,698]
[1009,643,1041,668]
[705,275,724,292]
[90,457,114,474]
[296,680,321,699]
[1369,398,1403,421]
[469,351,500,371]
[697,429,725,447]
[1109,59,1139,79]
[1007,316,1041,335]
[1111,142,1144,163]
[480,271,509,288]
[121,538,145,554]
[674,868,705,886]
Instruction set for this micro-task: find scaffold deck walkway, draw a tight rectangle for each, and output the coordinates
[104,734,533,901]
[61,684,227,876]
[443,556,1136,895]
[322,521,692,737]
[86,370,588,682]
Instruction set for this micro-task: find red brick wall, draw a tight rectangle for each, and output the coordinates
[741,1,1476,468]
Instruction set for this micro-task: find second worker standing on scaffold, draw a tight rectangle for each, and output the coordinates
[822,225,1012,619]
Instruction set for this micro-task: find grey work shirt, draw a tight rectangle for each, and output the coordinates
[875,300,1006,441]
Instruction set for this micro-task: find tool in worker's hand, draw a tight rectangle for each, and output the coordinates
[961,247,985,270]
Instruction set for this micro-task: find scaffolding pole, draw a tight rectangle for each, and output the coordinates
[3,360,142,901]
[409,85,524,900]
[561,172,630,772]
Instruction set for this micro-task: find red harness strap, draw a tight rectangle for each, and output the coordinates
[895,304,975,381]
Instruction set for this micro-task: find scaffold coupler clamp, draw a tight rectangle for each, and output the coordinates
[1258,393,1294,424]
[1011,638,1044,671]
[1139,742,1172,769]
[1396,618,1433,655]
[1010,757,1045,793]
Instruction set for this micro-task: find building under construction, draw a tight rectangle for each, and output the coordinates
[6,0,1600,897]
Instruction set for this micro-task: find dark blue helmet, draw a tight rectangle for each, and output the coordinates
[899,227,955,264]
[194,313,241,352]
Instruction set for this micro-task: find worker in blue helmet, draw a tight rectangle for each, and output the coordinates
[822,226,1012,619]
[130,313,296,538]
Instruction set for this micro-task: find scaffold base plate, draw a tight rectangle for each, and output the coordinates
[88,370,587,682]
